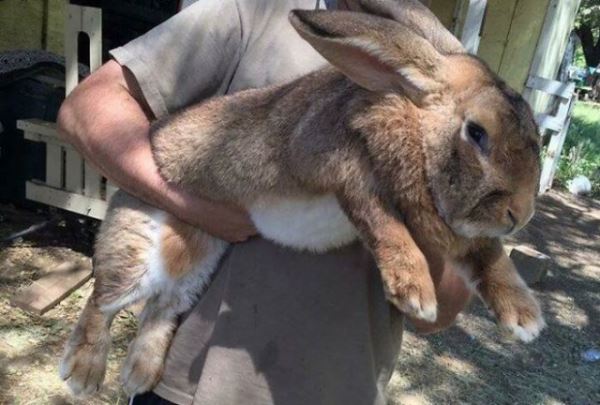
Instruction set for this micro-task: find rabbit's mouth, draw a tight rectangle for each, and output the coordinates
[451,220,515,239]
[429,188,518,238]
[447,188,525,238]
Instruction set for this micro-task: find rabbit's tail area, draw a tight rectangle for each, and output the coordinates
[92,203,227,315]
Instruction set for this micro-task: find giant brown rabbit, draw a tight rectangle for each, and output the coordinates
[60,2,544,396]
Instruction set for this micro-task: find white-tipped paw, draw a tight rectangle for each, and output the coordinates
[387,285,438,323]
[501,314,546,343]
[494,287,545,343]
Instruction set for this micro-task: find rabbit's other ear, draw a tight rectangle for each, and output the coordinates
[290,10,446,103]
[347,0,465,55]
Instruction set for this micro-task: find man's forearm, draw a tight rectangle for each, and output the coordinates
[57,61,256,241]
[57,62,177,212]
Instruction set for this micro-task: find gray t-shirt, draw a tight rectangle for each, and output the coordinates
[110,1,403,404]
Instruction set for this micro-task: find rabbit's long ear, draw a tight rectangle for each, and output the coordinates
[347,0,465,54]
[290,10,446,102]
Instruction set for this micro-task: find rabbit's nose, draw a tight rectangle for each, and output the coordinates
[507,209,517,228]
[508,198,535,230]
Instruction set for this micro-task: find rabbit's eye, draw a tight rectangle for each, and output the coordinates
[466,122,489,153]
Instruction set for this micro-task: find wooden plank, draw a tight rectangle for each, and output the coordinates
[11,259,92,315]
[554,95,572,122]
[17,119,58,138]
[65,5,102,96]
[526,76,575,99]
[522,0,581,111]
[45,144,63,188]
[106,182,119,201]
[535,114,565,132]
[84,162,103,199]
[82,6,102,72]
[525,0,580,81]
[64,4,82,96]
[19,118,64,189]
[523,75,576,194]
[65,149,84,193]
[527,76,575,131]
[498,0,550,92]
[23,131,73,149]
[477,0,518,73]
[26,181,107,219]
[455,0,487,54]
[539,97,575,193]
[62,5,103,205]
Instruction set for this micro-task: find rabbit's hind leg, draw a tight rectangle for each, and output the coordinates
[120,295,180,395]
[60,203,160,396]
[59,295,117,396]
[120,225,228,395]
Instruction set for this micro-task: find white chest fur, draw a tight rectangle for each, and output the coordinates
[249,194,358,252]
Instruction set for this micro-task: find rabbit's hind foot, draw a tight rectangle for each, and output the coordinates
[120,296,180,395]
[59,298,114,396]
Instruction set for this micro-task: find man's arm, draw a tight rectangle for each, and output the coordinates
[57,60,256,242]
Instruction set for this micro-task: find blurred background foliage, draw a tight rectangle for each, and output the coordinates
[555,102,600,197]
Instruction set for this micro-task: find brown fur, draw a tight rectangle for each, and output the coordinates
[161,215,208,278]
[150,9,542,325]
[474,240,542,328]
[119,296,179,393]
[92,193,156,307]
[59,297,113,396]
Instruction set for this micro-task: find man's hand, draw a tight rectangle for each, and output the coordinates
[57,60,257,243]
[408,257,472,334]
[167,186,257,242]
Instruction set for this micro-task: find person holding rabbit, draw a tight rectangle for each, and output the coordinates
[57,1,477,404]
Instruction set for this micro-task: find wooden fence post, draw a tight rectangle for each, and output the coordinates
[453,0,487,54]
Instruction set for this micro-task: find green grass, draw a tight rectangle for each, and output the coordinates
[572,44,587,69]
[554,101,600,197]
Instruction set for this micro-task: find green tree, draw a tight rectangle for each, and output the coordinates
[575,0,600,67]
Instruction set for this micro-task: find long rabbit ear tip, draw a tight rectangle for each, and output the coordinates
[289,10,319,34]
[288,10,303,27]
[289,9,314,25]
[289,9,308,21]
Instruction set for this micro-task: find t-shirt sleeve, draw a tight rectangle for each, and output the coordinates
[109,0,242,118]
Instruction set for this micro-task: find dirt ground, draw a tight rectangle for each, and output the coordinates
[0,206,134,405]
[0,189,598,405]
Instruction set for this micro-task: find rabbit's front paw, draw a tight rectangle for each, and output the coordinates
[383,255,438,322]
[492,285,545,343]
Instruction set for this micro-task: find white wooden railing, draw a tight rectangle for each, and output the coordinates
[523,75,576,194]
[18,4,116,219]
